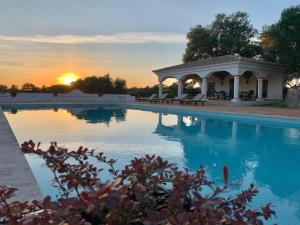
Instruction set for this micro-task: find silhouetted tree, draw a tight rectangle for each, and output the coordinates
[21,83,39,92]
[113,78,127,94]
[0,85,7,93]
[127,83,179,98]
[260,5,300,82]
[46,84,71,94]
[9,85,18,97]
[72,74,124,95]
[127,85,158,97]
[183,11,261,62]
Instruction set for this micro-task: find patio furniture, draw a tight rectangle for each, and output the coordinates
[216,91,229,100]
[207,90,216,99]
[151,93,169,103]
[164,94,189,104]
[240,90,255,101]
[239,91,248,100]
[180,93,207,105]
[248,90,255,100]
[137,94,157,102]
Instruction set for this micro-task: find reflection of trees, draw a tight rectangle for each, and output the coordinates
[67,107,127,125]
[10,109,18,114]
[155,113,300,199]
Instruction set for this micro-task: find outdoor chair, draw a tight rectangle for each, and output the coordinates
[207,90,216,99]
[137,94,157,102]
[164,94,189,104]
[180,93,207,105]
[151,93,169,103]
[248,90,255,100]
[240,90,255,101]
[216,90,230,100]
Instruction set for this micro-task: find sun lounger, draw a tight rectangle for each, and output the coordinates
[151,93,169,103]
[180,93,207,105]
[137,94,157,102]
[164,94,189,104]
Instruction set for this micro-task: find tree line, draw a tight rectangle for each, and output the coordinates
[0,74,127,95]
[0,77,196,98]
[0,74,170,97]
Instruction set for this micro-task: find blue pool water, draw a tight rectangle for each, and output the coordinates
[3,104,300,224]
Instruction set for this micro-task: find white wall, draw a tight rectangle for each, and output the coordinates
[0,92,135,103]
[267,74,283,100]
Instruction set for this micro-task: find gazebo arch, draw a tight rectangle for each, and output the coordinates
[179,74,202,98]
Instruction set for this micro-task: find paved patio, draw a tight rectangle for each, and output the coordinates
[134,100,300,119]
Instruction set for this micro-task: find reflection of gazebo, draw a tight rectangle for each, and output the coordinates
[154,112,300,198]
[154,112,250,181]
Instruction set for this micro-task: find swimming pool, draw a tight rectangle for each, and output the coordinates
[3,104,300,224]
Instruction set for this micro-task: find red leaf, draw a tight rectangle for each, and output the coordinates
[80,191,92,205]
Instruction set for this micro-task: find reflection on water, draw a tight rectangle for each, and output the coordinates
[4,106,300,225]
[68,107,127,125]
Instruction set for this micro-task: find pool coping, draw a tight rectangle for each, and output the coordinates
[0,106,42,201]
[129,103,300,121]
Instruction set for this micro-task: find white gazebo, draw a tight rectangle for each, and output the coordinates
[153,55,286,102]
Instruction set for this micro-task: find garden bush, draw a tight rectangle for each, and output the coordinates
[0,141,275,225]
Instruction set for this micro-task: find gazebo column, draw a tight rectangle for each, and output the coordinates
[177,115,183,128]
[201,77,208,96]
[257,78,263,101]
[231,75,241,103]
[177,79,183,98]
[158,80,163,98]
[232,121,238,141]
[200,119,206,136]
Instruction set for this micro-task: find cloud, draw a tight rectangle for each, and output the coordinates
[0,32,186,44]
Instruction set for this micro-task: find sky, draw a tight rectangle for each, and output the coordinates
[0,0,299,87]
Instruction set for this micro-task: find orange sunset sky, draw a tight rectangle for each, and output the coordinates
[0,0,295,88]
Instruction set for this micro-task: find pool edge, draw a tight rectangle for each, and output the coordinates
[0,106,43,201]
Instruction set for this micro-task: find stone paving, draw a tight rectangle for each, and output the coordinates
[0,107,42,201]
[134,100,300,119]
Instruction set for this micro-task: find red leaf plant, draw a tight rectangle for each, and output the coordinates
[0,140,275,225]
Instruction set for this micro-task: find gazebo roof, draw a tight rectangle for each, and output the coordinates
[153,55,283,73]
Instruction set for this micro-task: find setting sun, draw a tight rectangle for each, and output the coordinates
[58,72,79,85]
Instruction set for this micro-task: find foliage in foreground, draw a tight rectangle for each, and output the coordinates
[0,141,275,225]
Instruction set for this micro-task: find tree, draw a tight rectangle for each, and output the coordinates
[97,74,114,94]
[46,84,71,94]
[21,83,39,92]
[260,5,300,82]
[183,12,261,62]
[0,84,7,93]
[9,85,18,97]
[72,74,115,94]
[127,85,159,97]
[114,78,127,94]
